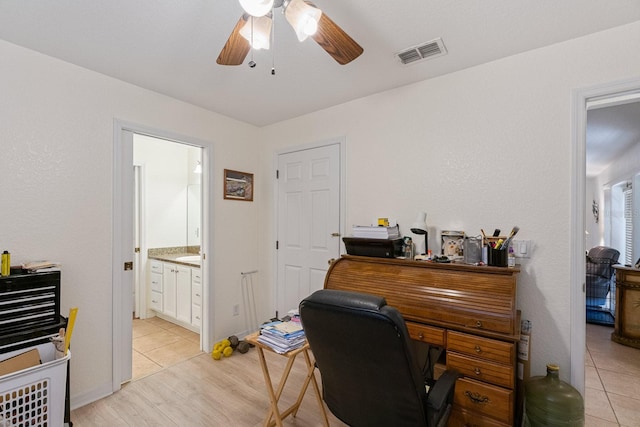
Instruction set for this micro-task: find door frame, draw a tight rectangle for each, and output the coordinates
[113,119,213,390]
[134,164,146,319]
[272,137,347,316]
[571,77,640,393]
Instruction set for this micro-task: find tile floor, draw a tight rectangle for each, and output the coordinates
[132,316,202,380]
[585,323,640,426]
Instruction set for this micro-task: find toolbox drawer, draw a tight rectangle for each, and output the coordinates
[0,271,61,336]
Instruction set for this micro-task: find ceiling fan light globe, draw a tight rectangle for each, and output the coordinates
[302,17,318,36]
[284,0,322,41]
[239,0,274,17]
[239,15,273,50]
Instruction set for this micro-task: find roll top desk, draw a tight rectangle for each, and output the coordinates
[324,255,520,427]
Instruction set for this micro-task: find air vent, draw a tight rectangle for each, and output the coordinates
[395,38,447,65]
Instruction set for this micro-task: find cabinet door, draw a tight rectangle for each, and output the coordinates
[162,264,177,318]
[176,265,192,323]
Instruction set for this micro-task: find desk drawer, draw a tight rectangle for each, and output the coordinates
[449,407,511,427]
[453,378,513,425]
[406,322,445,346]
[447,352,514,389]
[447,331,514,365]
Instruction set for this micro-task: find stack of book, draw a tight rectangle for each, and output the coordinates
[258,320,306,354]
[352,225,400,239]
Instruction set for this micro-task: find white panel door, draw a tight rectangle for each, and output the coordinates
[276,143,341,316]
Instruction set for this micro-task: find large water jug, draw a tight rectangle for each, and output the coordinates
[524,364,584,426]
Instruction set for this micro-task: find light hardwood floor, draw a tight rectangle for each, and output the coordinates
[71,334,346,426]
[71,321,640,426]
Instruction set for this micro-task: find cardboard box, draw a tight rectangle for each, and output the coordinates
[0,348,41,376]
[433,362,447,380]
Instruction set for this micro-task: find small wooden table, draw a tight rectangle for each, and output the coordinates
[612,266,640,348]
[245,332,329,427]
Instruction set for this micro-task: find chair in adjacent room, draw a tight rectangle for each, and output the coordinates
[299,289,458,427]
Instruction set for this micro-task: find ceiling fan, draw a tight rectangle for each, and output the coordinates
[216,0,363,66]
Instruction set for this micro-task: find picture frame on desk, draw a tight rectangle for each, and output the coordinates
[223,169,253,201]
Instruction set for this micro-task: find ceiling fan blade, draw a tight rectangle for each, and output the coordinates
[311,12,363,65]
[216,15,251,66]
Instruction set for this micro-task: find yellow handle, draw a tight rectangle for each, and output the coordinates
[64,307,78,355]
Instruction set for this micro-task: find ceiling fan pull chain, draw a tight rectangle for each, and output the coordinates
[249,16,257,68]
[271,12,276,75]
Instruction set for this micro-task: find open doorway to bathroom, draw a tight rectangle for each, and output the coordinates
[132,134,203,380]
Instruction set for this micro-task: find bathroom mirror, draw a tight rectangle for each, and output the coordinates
[187,184,201,247]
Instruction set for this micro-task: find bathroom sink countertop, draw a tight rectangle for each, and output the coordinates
[148,253,201,267]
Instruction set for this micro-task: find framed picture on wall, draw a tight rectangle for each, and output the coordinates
[224,169,254,201]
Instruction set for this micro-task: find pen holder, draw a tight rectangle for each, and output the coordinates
[488,247,508,267]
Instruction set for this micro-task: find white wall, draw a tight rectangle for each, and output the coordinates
[134,135,198,249]
[1,18,639,409]
[0,39,260,406]
[258,21,640,385]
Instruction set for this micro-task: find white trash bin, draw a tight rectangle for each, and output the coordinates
[0,343,70,427]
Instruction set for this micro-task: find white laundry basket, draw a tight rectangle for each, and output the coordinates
[0,343,70,427]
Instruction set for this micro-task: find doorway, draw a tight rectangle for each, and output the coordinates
[113,120,212,390]
[132,134,203,380]
[571,78,640,393]
[275,140,345,317]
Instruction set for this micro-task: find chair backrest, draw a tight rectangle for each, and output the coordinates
[299,289,433,427]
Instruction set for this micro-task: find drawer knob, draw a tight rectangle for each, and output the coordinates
[474,367,481,375]
[464,390,490,405]
[474,345,482,353]
[418,332,424,339]
[475,320,483,328]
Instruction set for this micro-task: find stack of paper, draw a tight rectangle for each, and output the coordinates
[258,320,306,354]
[352,225,400,239]
[22,261,62,273]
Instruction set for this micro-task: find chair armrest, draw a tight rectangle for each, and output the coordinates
[427,370,458,411]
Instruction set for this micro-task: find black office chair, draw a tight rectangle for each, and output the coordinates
[299,289,458,427]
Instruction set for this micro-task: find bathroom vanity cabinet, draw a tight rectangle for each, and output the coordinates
[191,268,202,328]
[149,260,200,332]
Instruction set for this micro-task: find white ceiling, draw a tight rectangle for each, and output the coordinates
[1,1,639,172]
